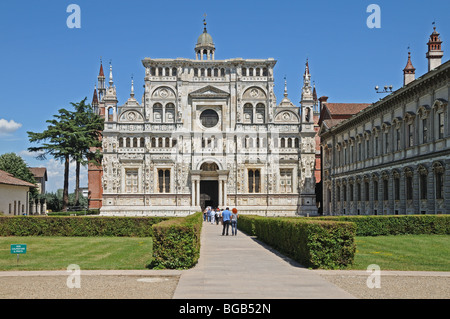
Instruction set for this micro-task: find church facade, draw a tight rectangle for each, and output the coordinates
[88,21,318,216]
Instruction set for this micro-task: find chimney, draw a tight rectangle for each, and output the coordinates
[318,96,328,112]
[426,26,444,71]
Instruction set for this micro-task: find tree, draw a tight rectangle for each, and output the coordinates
[27,98,104,211]
[0,152,37,197]
[28,108,78,211]
[70,98,103,206]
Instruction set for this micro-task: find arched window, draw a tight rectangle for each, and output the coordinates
[433,162,445,200]
[243,103,253,124]
[255,103,265,123]
[418,165,428,200]
[108,107,114,122]
[404,167,413,200]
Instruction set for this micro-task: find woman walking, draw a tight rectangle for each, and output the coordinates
[231,208,238,236]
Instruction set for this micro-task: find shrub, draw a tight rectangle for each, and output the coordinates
[316,215,450,236]
[238,215,356,269]
[150,212,202,270]
[0,216,167,237]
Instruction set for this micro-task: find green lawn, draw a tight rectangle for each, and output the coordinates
[0,237,153,271]
[350,235,450,271]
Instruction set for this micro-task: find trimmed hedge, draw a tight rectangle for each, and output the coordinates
[150,212,203,270]
[238,215,356,269]
[0,216,168,237]
[316,215,450,236]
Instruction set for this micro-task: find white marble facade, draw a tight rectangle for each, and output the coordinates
[95,23,318,216]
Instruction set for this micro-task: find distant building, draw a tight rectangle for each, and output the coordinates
[320,26,449,215]
[0,169,36,215]
[29,167,47,194]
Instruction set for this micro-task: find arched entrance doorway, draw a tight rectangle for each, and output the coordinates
[200,162,219,209]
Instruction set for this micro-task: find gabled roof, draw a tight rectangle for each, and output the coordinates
[29,167,47,181]
[0,169,36,188]
[325,103,371,116]
[318,101,370,129]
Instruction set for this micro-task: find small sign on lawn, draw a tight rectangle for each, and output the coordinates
[11,244,27,254]
[11,244,27,265]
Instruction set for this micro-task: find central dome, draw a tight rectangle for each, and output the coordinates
[195,19,216,60]
[197,31,213,46]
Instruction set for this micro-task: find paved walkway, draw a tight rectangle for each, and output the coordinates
[173,221,355,299]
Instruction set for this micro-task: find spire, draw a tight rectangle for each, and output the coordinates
[284,76,288,98]
[403,50,416,86]
[301,58,313,102]
[203,14,207,33]
[403,51,415,73]
[109,61,114,87]
[280,76,294,107]
[99,59,105,77]
[92,85,98,106]
[130,75,135,98]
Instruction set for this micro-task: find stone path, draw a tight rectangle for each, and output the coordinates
[173,221,355,299]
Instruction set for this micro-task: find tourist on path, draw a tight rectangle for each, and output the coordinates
[221,207,232,236]
[215,208,220,225]
[231,208,238,235]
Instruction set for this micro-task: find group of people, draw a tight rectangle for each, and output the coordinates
[203,206,239,236]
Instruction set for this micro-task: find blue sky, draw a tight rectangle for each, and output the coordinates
[0,0,448,192]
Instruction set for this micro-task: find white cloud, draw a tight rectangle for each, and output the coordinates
[19,149,44,158]
[0,119,22,135]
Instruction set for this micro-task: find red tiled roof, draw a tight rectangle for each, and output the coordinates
[325,103,371,116]
[29,167,47,180]
[0,169,36,188]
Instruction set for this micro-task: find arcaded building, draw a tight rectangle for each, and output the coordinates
[320,27,449,215]
[88,21,318,216]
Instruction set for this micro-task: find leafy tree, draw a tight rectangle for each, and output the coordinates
[0,152,38,197]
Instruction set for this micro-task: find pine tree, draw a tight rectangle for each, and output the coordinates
[70,98,103,206]
[27,98,104,211]
[28,108,77,211]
